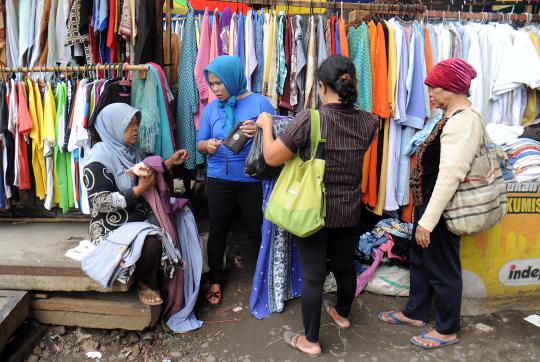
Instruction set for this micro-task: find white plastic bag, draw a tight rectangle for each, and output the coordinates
[365,265,410,297]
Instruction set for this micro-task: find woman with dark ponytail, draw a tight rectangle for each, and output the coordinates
[256,55,379,357]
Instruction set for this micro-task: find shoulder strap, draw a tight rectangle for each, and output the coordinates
[309,109,325,159]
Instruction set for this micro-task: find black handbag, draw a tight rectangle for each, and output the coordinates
[222,123,249,153]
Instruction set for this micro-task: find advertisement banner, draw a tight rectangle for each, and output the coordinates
[461,182,540,299]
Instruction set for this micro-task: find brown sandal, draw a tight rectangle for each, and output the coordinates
[206,288,222,308]
[283,331,321,358]
[323,298,351,329]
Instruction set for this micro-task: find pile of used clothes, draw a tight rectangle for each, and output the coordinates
[354,218,412,296]
[487,123,540,183]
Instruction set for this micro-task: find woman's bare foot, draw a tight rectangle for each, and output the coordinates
[136,282,162,305]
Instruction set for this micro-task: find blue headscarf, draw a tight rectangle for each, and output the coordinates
[204,56,247,134]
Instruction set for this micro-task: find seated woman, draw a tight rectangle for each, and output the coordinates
[83,103,189,306]
[197,55,275,307]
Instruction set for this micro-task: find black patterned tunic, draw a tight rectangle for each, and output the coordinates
[83,162,150,245]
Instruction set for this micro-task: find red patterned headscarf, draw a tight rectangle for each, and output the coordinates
[424,58,477,94]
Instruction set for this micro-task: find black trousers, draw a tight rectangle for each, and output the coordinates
[295,225,360,343]
[134,235,163,291]
[207,178,263,285]
[403,204,462,335]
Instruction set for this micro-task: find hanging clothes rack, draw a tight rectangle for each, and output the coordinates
[0,64,149,74]
[222,0,540,22]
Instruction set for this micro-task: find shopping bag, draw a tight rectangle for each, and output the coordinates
[264,110,326,238]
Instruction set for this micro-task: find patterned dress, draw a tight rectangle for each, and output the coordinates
[347,23,373,112]
[175,8,205,170]
[83,162,149,245]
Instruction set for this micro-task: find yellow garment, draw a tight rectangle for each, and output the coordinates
[263,12,274,95]
[267,11,279,109]
[385,21,397,117]
[43,83,59,204]
[115,0,121,33]
[529,33,540,56]
[129,0,137,46]
[196,15,201,48]
[372,119,389,216]
[522,89,538,126]
[26,79,47,199]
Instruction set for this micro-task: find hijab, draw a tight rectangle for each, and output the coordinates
[204,55,247,134]
[83,103,142,193]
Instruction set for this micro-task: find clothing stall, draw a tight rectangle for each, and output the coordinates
[0,0,539,321]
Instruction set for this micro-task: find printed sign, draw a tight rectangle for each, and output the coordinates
[461,182,540,299]
[498,259,540,286]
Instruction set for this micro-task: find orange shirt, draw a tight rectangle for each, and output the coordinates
[338,18,349,57]
[17,82,34,190]
[424,26,434,74]
[372,23,390,119]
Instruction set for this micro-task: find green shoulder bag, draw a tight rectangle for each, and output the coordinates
[264,110,326,238]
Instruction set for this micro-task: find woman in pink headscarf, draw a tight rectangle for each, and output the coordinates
[378,59,483,349]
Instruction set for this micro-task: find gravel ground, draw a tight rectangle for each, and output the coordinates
[20,222,540,361]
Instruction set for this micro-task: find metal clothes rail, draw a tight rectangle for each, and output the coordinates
[0,64,149,74]
[219,0,540,22]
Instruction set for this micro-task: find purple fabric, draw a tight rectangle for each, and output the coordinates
[218,7,232,56]
[138,155,188,320]
[142,156,189,213]
[355,240,393,296]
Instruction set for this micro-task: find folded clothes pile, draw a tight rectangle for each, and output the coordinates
[487,124,540,182]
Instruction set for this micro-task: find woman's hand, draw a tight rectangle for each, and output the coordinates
[164,149,190,170]
[134,172,157,197]
[240,120,258,138]
[206,139,222,155]
[256,112,273,131]
[415,225,431,248]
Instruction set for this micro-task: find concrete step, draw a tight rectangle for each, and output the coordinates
[30,291,161,331]
[0,223,129,292]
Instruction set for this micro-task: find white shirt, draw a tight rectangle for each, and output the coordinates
[6,0,19,67]
[244,10,258,91]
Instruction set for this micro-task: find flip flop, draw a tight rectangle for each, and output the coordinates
[323,298,350,329]
[377,311,426,327]
[283,331,321,358]
[410,333,460,350]
[136,288,163,306]
[206,289,222,308]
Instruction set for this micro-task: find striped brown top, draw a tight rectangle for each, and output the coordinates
[280,103,378,228]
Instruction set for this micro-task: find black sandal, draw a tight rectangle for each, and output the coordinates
[206,287,222,308]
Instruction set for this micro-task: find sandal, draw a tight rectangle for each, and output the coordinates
[323,298,350,329]
[136,288,163,306]
[377,311,426,327]
[206,286,222,308]
[410,332,460,350]
[283,331,321,358]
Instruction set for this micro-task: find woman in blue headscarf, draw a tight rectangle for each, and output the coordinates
[197,56,275,307]
[83,103,190,306]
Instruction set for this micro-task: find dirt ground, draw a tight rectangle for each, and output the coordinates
[18,224,540,361]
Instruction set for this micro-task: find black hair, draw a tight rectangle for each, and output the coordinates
[317,55,358,106]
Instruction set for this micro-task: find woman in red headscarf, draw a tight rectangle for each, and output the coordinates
[378,59,483,349]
